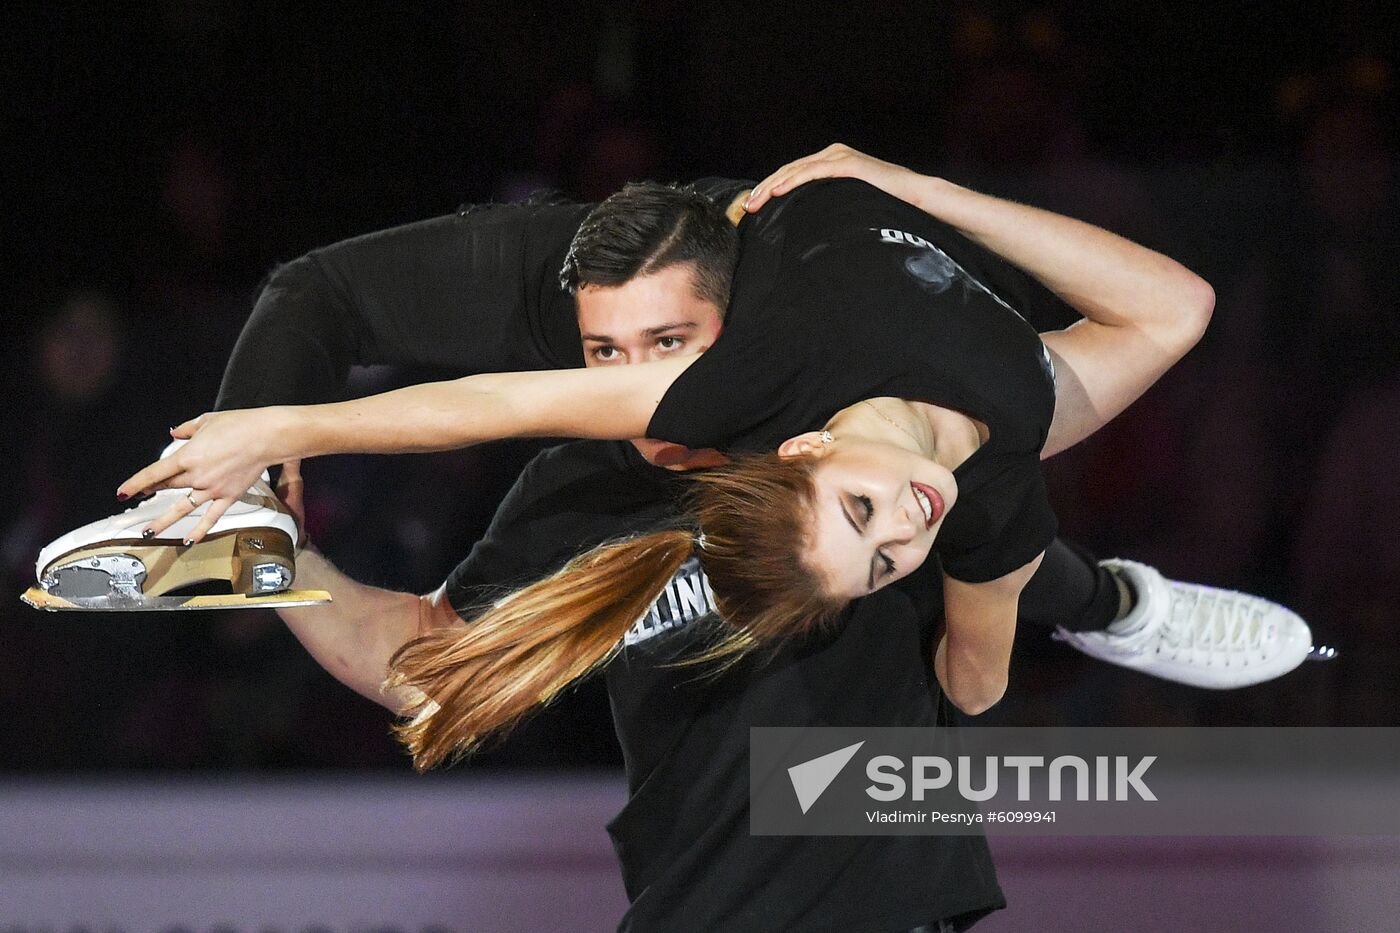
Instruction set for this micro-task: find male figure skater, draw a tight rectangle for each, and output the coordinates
[223,169,1310,930]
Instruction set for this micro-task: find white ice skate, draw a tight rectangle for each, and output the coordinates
[1053,559,1320,689]
[23,441,330,612]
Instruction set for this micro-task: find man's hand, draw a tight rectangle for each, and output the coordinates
[744,143,928,213]
[275,458,309,552]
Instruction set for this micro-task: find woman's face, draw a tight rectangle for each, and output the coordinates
[795,437,958,598]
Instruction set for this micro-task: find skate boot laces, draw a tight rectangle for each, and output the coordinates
[1159,583,1273,664]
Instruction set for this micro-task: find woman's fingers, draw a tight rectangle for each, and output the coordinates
[170,413,210,440]
[135,490,235,543]
[745,144,859,212]
[746,157,816,210]
[140,490,201,538]
[117,457,184,500]
[747,161,818,210]
[774,150,866,195]
[184,497,234,545]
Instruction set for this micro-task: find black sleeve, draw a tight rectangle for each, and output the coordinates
[942,234,1080,333]
[644,213,806,452]
[216,253,367,409]
[215,203,592,411]
[936,461,1057,584]
[644,317,804,450]
[877,206,1078,334]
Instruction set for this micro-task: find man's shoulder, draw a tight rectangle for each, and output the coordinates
[300,198,595,265]
[747,177,891,228]
[456,198,596,237]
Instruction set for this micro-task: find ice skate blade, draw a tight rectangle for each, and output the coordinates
[21,587,332,612]
[39,527,297,599]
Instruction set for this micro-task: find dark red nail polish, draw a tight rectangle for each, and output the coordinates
[117,493,129,501]
[182,539,192,547]
[141,529,154,540]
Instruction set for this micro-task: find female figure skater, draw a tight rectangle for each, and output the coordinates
[121,146,1215,755]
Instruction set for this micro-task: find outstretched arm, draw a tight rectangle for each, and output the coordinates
[904,177,1213,459]
[120,353,699,540]
[746,145,1215,458]
[278,549,463,713]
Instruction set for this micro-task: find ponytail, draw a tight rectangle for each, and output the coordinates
[388,452,847,771]
[386,529,695,771]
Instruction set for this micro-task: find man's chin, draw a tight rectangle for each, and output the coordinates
[631,440,731,471]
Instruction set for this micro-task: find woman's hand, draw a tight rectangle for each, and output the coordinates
[743,143,929,213]
[116,408,289,542]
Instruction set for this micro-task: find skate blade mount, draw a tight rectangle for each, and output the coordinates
[24,527,331,612]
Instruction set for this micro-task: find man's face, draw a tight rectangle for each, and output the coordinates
[576,262,729,470]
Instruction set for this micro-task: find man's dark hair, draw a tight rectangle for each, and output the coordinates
[560,182,739,313]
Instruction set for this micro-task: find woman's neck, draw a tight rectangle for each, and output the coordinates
[826,397,986,470]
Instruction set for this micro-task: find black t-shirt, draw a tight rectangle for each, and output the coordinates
[648,179,1060,583]
[445,441,1004,933]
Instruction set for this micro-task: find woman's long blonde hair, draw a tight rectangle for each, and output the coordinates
[385,452,847,770]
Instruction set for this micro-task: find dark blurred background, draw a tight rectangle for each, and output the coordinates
[2,1,1397,773]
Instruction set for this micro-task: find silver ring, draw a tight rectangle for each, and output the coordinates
[186,490,199,508]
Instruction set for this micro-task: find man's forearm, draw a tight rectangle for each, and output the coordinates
[276,547,428,713]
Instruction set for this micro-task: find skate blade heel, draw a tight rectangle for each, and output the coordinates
[200,527,296,596]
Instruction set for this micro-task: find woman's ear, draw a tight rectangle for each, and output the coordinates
[778,431,831,460]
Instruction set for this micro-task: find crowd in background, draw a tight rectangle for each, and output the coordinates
[4,2,1397,771]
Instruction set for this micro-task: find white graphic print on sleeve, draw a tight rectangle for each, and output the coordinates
[874,227,1055,385]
